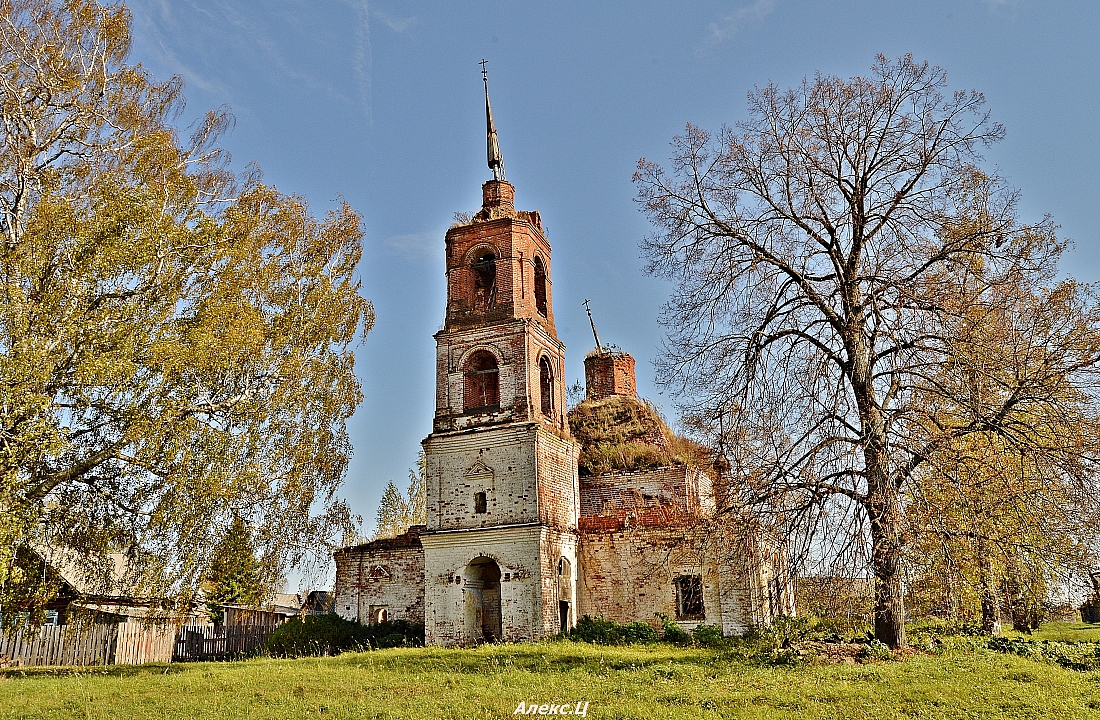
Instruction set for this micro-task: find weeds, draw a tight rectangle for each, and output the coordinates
[265,615,423,657]
[986,636,1100,672]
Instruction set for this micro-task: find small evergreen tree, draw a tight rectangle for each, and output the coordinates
[204,516,265,622]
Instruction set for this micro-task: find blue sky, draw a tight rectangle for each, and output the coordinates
[126,0,1100,544]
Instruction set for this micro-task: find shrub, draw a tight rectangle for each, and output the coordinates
[569,615,659,645]
[621,621,660,643]
[655,613,691,644]
[747,615,823,650]
[692,624,724,648]
[566,395,711,476]
[265,614,423,657]
[569,615,623,644]
[858,639,892,662]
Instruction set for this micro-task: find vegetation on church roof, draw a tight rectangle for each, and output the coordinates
[567,395,709,476]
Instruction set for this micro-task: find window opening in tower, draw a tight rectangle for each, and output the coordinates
[472,252,497,311]
[539,356,554,416]
[464,351,500,411]
[533,256,548,316]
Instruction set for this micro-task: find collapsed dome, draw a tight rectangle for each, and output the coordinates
[567,394,707,477]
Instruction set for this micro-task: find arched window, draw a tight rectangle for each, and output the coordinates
[533,256,548,317]
[471,250,497,311]
[539,356,554,416]
[464,350,500,411]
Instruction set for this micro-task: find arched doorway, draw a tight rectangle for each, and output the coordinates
[464,557,503,643]
[557,557,573,633]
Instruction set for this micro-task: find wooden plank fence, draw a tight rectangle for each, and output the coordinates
[115,623,177,665]
[0,622,172,667]
[0,621,277,667]
[173,623,275,661]
[0,623,117,667]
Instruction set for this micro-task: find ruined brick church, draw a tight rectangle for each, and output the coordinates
[333,71,793,646]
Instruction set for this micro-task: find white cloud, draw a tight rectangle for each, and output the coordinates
[372,9,417,33]
[127,0,229,95]
[703,0,777,46]
[130,0,359,108]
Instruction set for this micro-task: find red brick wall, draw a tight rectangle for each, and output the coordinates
[576,525,762,636]
[580,466,715,519]
[584,352,636,401]
[444,181,557,338]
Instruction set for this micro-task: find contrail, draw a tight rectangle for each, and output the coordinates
[351,0,373,125]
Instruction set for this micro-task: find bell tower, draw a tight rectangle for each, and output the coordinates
[419,65,580,646]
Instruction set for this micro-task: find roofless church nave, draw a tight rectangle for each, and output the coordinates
[333,67,793,646]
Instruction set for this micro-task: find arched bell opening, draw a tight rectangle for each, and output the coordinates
[539,356,554,417]
[464,350,500,411]
[533,256,548,316]
[463,557,503,643]
[471,251,498,311]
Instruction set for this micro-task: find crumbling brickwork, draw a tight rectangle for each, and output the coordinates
[420,525,578,645]
[580,466,715,520]
[584,351,637,401]
[332,172,792,647]
[575,524,789,636]
[444,181,556,336]
[333,527,426,625]
[421,424,579,532]
[411,178,582,646]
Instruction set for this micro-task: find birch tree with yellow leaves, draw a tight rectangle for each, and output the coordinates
[0,0,373,624]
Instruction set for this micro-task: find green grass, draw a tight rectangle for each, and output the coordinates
[1004,622,1100,643]
[3,638,1100,720]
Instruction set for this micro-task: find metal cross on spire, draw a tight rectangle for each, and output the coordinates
[583,299,604,355]
[481,59,506,181]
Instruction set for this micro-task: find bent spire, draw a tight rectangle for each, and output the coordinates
[583,299,604,355]
[481,59,506,181]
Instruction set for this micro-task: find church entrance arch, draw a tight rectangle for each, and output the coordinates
[463,557,503,643]
[557,557,573,633]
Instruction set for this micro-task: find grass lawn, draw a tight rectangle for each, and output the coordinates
[3,636,1100,720]
[1004,622,1100,643]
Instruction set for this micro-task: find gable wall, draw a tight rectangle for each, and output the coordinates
[334,541,426,625]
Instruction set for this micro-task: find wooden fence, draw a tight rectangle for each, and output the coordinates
[0,621,278,667]
[173,623,275,661]
[0,622,176,667]
[115,623,177,665]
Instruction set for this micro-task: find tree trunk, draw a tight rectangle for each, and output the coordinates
[869,488,907,649]
[977,546,1002,636]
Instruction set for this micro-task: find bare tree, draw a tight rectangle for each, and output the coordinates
[635,55,1100,647]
